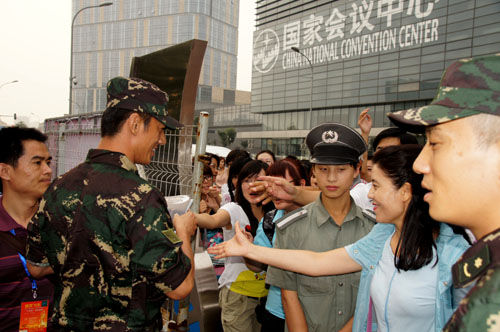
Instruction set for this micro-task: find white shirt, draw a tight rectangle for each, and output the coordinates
[350,182,374,212]
[217,203,252,289]
[370,234,438,332]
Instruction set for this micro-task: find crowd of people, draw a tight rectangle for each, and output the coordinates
[0,54,499,332]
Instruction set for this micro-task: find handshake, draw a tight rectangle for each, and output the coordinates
[172,211,197,241]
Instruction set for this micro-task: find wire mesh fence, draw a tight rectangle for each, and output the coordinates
[44,113,197,197]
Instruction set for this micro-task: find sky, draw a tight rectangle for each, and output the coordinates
[0,1,255,126]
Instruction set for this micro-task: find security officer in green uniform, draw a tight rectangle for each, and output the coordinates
[266,123,375,332]
[387,54,500,332]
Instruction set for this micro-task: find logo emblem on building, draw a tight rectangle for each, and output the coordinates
[253,29,280,73]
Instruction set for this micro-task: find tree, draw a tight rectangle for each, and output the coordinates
[218,128,236,147]
[240,140,248,149]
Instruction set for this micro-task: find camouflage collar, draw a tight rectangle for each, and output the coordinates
[86,149,138,173]
[452,227,500,288]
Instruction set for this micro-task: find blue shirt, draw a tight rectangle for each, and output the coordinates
[345,223,470,332]
[254,209,285,319]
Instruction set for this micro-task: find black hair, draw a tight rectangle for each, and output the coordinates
[234,160,274,236]
[372,145,439,271]
[256,150,276,162]
[299,159,313,185]
[228,156,252,202]
[0,126,48,192]
[283,157,311,186]
[372,127,418,151]
[226,149,250,166]
[0,127,47,166]
[206,153,220,167]
[101,108,152,137]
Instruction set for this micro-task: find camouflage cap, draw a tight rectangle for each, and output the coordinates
[388,53,500,132]
[105,76,181,130]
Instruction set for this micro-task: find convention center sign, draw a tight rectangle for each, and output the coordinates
[253,0,442,74]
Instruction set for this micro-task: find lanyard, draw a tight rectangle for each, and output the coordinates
[9,229,38,299]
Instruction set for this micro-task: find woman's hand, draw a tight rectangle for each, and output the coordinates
[199,199,209,214]
[206,195,220,212]
[207,222,254,258]
[358,107,372,138]
[260,175,297,202]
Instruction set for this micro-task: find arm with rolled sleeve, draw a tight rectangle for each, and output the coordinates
[266,224,308,331]
[127,201,193,300]
[26,203,55,278]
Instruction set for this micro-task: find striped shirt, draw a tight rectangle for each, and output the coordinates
[0,196,53,332]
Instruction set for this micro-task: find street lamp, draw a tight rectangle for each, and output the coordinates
[69,2,113,114]
[291,47,314,128]
[0,80,19,89]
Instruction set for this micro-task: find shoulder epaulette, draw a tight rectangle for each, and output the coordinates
[276,208,308,231]
[362,208,376,223]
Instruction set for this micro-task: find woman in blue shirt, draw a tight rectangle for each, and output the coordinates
[251,159,307,331]
[209,145,471,332]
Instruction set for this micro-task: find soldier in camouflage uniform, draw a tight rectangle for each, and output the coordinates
[26,77,197,331]
[388,54,500,331]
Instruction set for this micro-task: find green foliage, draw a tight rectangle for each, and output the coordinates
[217,128,236,147]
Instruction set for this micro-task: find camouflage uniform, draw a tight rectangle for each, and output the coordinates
[442,228,500,331]
[388,54,500,332]
[26,77,189,331]
[26,150,190,331]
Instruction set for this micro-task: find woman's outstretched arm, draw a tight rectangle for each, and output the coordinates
[208,222,362,276]
[195,208,231,229]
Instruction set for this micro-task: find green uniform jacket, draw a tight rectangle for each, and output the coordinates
[443,227,500,332]
[266,195,375,332]
[26,149,191,331]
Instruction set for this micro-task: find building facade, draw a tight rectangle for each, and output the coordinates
[241,0,500,157]
[70,0,240,115]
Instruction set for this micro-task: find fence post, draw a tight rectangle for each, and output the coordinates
[191,111,209,215]
[167,112,210,332]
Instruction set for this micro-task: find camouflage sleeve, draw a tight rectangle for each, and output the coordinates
[265,227,298,291]
[128,192,191,295]
[26,202,50,267]
[444,269,500,332]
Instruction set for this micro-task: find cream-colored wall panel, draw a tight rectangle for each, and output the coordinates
[168,16,173,44]
[97,52,103,88]
[143,19,150,47]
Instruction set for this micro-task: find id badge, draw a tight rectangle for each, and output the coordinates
[19,299,49,332]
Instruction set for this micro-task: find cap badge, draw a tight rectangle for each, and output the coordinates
[322,130,339,143]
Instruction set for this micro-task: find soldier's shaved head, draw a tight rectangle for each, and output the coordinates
[468,113,500,148]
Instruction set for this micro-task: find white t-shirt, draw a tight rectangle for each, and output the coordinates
[217,202,267,297]
[220,183,232,206]
[370,235,438,332]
